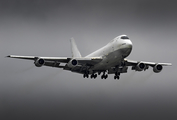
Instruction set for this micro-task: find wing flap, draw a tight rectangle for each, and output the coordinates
[44,61,65,68]
[40,57,70,63]
[76,57,103,66]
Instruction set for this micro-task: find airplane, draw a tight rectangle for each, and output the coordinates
[7,35,172,79]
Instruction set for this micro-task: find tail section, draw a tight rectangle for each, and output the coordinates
[70,38,82,58]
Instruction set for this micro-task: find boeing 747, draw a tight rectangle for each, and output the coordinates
[7,35,172,79]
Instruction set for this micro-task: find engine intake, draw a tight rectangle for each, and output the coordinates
[71,59,78,66]
[135,62,146,71]
[153,64,163,73]
[34,58,45,67]
[67,59,78,68]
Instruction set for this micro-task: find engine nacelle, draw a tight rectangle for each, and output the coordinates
[34,58,45,67]
[153,64,163,73]
[135,62,146,71]
[67,59,78,68]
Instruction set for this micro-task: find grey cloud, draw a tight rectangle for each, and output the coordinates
[1,0,177,120]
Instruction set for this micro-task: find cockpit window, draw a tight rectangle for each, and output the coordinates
[121,36,129,39]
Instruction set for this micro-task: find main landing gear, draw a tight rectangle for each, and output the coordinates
[114,72,120,80]
[83,71,89,78]
[83,73,89,78]
[114,75,119,80]
[91,74,97,79]
[83,71,97,79]
[101,72,108,79]
[83,71,120,80]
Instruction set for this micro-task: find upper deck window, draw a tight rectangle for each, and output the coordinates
[121,36,129,39]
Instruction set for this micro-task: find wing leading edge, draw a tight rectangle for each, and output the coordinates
[7,55,71,68]
[7,55,103,69]
[124,59,172,66]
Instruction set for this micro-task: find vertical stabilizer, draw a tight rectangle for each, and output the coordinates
[70,38,82,58]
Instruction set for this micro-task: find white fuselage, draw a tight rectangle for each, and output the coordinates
[85,35,133,70]
[7,34,171,79]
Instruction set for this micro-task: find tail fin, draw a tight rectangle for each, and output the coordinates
[70,38,82,58]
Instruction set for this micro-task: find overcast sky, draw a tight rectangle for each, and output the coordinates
[1,0,177,120]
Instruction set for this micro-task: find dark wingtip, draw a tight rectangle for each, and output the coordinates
[6,55,10,58]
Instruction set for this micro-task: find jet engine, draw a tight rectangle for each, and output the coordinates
[135,62,146,71]
[67,59,78,68]
[34,58,45,67]
[153,64,163,73]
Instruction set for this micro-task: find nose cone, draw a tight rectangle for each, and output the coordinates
[121,40,133,58]
[125,40,133,49]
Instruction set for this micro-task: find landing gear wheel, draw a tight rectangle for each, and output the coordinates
[105,74,108,79]
[91,74,97,79]
[90,74,93,79]
[83,73,89,78]
[94,74,97,79]
[101,74,108,79]
[114,75,120,80]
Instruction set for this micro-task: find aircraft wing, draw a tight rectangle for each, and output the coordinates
[63,57,103,74]
[124,59,172,67]
[6,55,70,62]
[108,59,172,75]
[7,55,103,68]
[7,55,71,68]
[124,58,172,73]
